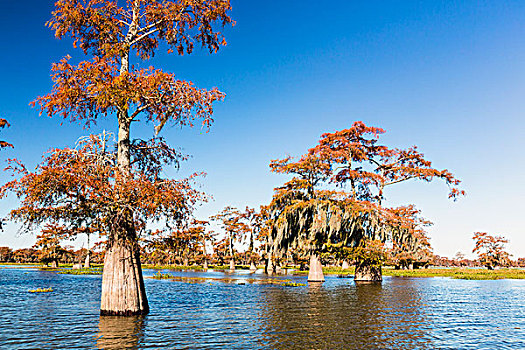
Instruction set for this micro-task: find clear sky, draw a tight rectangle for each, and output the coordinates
[0,0,524,259]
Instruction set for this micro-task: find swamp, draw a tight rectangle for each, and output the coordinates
[1,1,525,349]
[1,266,524,349]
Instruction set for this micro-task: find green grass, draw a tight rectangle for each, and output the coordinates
[142,264,257,271]
[143,264,206,270]
[293,266,355,275]
[281,281,306,287]
[294,266,525,280]
[0,262,41,266]
[28,287,53,293]
[151,271,176,279]
[6,262,524,280]
[382,267,525,279]
[58,267,103,275]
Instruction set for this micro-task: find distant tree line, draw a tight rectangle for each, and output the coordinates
[2,225,521,270]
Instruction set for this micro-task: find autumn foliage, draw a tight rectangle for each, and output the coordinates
[32,224,72,266]
[210,206,260,266]
[4,0,234,315]
[2,133,206,242]
[472,232,511,269]
[264,121,464,270]
[33,0,233,135]
[143,220,212,266]
[0,118,13,150]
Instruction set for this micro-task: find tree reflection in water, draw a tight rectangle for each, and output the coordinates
[97,316,145,349]
[257,278,433,349]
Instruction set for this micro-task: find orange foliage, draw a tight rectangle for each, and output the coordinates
[32,0,233,134]
[472,232,511,269]
[266,121,463,263]
[1,133,207,244]
[0,118,13,150]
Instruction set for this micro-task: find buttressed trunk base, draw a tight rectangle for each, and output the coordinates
[307,254,325,282]
[84,251,91,268]
[100,235,149,316]
[354,263,382,282]
[265,258,275,275]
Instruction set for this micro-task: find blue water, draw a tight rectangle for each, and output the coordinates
[0,266,524,349]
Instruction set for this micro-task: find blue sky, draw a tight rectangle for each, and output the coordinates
[1,1,524,259]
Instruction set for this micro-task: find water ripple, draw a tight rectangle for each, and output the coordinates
[0,267,524,349]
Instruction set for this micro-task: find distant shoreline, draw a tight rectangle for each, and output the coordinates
[2,263,524,280]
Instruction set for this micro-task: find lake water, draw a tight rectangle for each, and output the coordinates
[0,266,524,349]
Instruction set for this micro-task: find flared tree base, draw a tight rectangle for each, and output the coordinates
[354,263,382,282]
[84,252,91,268]
[307,254,325,282]
[265,258,275,275]
[100,237,149,316]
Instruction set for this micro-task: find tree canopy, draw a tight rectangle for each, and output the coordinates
[33,0,233,137]
[264,121,464,263]
[472,232,511,269]
[2,133,206,241]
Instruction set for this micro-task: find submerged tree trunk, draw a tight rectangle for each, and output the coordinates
[84,251,91,268]
[307,254,324,282]
[354,262,382,282]
[84,234,91,268]
[99,83,149,315]
[265,257,275,275]
[228,232,235,271]
[100,233,149,316]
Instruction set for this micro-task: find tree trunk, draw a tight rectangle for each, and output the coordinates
[354,262,382,282]
[100,233,149,316]
[85,234,91,268]
[84,251,91,268]
[341,260,350,269]
[99,96,149,315]
[229,259,235,272]
[117,119,131,170]
[307,254,324,282]
[203,260,208,270]
[249,261,257,272]
[266,257,275,275]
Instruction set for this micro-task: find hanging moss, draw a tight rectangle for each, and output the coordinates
[267,193,428,262]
